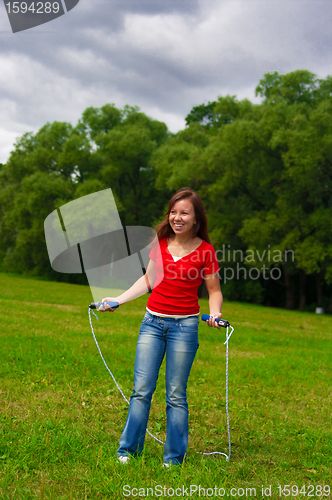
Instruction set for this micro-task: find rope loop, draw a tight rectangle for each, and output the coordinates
[88,308,234,459]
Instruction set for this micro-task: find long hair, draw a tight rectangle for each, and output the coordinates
[155,187,211,244]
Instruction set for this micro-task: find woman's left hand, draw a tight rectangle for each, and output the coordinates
[206,312,222,329]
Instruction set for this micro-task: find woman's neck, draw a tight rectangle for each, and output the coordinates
[168,233,198,247]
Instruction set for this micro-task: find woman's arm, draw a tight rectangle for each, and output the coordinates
[204,272,223,329]
[100,259,156,311]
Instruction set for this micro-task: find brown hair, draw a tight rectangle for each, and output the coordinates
[155,187,211,244]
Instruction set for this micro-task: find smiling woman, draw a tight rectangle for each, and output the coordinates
[100,187,223,466]
[169,198,196,240]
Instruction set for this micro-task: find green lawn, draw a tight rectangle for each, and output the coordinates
[0,273,331,499]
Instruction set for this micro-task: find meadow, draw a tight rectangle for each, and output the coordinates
[0,273,331,499]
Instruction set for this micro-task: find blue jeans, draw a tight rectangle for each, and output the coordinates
[117,310,199,464]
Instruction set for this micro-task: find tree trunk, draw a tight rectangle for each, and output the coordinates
[282,264,296,310]
[298,269,306,310]
[327,294,332,314]
[316,270,324,307]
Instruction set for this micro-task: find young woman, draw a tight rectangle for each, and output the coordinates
[100,187,223,466]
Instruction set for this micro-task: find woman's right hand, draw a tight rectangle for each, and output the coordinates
[99,298,118,312]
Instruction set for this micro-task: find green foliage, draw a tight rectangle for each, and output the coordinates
[0,172,74,276]
[74,179,107,198]
[0,104,171,280]
[153,69,332,309]
[255,69,331,105]
[152,122,209,192]
[78,103,122,141]
[242,73,332,291]
[184,95,255,130]
[185,100,217,128]
[94,109,170,226]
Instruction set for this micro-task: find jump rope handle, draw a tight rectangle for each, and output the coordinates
[201,314,230,328]
[89,301,119,310]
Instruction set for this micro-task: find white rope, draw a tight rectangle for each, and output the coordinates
[196,325,234,461]
[88,308,164,444]
[88,309,234,457]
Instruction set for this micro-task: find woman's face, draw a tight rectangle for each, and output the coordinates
[169,199,196,237]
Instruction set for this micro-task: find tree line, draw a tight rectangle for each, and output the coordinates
[1,69,331,312]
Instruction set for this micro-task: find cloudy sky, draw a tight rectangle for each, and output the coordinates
[0,0,331,164]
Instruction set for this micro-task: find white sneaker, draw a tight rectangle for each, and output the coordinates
[118,456,130,464]
[163,462,170,468]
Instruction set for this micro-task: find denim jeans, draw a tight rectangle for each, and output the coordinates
[117,310,199,464]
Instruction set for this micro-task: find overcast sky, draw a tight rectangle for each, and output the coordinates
[0,0,331,164]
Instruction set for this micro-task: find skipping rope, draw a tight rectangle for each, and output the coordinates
[88,306,234,461]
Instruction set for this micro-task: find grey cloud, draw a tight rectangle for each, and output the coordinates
[0,0,332,163]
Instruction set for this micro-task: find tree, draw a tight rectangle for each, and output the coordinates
[155,97,272,303]
[90,107,170,226]
[151,122,210,193]
[0,172,74,277]
[0,104,171,278]
[0,122,77,276]
[240,70,332,308]
[185,101,217,128]
[155,72,332,308]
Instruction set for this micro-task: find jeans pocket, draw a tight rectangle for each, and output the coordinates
[141,312,154,325]
[179,316,199,333]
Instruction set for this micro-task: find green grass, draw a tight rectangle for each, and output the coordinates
[0,272,331,499]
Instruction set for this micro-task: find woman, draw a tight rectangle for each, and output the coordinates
[100,187,223,466]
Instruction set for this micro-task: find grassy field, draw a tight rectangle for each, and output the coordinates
[0,272,331,500]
